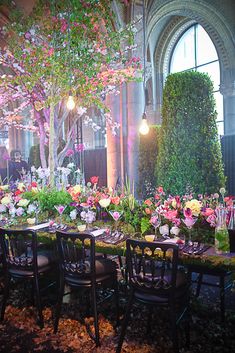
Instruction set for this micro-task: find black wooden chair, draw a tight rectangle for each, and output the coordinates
[0,228,56,328]
[54,231,119,346]
[187,265,233,321]
[116,239,190,353]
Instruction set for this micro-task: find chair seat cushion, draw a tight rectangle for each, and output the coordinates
[132,270,189,304]
[8,250,56,277]
[64,258,117,286]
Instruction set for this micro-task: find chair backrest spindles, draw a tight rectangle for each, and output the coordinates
[56,231,95,278]
[126,239,179,295]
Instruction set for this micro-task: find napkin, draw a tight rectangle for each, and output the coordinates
[90,229,106,237]
[162,237,179,244]
[28,222,50,230]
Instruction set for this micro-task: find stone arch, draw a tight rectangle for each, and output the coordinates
[147,0,235,133]
[148,0,235,75]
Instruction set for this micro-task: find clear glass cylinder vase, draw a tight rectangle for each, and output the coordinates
[215,206,229,254]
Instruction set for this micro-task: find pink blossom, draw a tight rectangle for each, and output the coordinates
[164,209,178,221]
[65,149,74,157]
[75,143,85,152]
[201,208,214,217]
[206,214,216,227]
[183,217,197,228]
[183,208,192,218]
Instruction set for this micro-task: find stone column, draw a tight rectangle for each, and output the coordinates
[106,93,121,189]
[124,81,144,194]
[220,68,235,135]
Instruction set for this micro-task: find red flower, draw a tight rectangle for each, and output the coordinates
[90,176,99,184]
[31,182,37,187]
[15,190,22,196]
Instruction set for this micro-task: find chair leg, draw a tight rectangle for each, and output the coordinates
[0,274,10,321]
[54,276,65,333]
[196,273,203,297]
[91,285,100,346]
[219,275,225,322]
[34,275,44,328]
[116,292,134,353]
[113,277,120,327]
[169,304,179,353]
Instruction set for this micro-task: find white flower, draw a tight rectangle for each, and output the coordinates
[1,196,11,205]
[67,163,75,169]
[170,226,180,236]
[17,199,30,207]
[27,203,36,214]
[159,224,169,236]
[31,166,36,173]
[0,204,7,213]
[99,198,111,208]
[70,209,77,221]
[17,182,25,192]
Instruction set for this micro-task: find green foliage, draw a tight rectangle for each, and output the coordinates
[156,71,225,194]
[36,188,72,214]
[138,125,161,198]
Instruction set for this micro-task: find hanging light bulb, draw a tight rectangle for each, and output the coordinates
[139,112,149,135]
[67,92,75,110]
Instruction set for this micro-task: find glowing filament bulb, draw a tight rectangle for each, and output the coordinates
[67,94,75,110]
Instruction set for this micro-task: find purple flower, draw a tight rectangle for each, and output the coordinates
[16,207,24,217]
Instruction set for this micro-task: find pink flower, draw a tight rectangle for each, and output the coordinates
[164,209,178,221]
[201,208,214,217]
[183,208,192,218]
[65,149,74,157]
[183,217,197,228]
[206,214,216,227]
[75,143,85,152]
[90,176,99,184]
[157,186,164,194]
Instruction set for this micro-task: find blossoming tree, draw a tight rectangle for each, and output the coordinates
[0,0,141,185]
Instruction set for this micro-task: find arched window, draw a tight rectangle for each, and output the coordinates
[169,24,223,136]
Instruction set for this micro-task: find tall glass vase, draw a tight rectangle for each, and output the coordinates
[215,206,229,254]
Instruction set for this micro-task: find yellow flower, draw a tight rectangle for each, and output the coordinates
[1,196,11,205]
[17,199,30,207]
[31,187,39,194]
[73,185,81,194]
[99,198,111,208]
[184,199,201,216]
[27,218,36,225]
[172,199,177,209]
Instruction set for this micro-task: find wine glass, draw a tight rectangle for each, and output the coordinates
[54,205,67,228]
[34,201,40,225]
[150,212,161,239]
[109,210,123,236]
[182,217,197,244]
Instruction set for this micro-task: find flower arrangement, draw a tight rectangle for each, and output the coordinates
[0,176,233,245]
